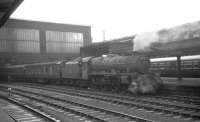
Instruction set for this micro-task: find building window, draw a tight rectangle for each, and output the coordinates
[46,30,83,53]
[0,27,40,53]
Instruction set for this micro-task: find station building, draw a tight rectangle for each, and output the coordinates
[0,19,92,65]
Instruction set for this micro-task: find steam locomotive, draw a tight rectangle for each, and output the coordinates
[6,54,162,94]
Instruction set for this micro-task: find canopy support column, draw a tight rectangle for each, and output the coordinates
[177,55,182,81]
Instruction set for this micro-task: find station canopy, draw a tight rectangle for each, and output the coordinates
[0,0,23,27]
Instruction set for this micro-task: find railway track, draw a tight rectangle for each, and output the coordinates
[160,85,200,98]
[0,86,153,122]
[9,82,200,105]
[0,84,199,122]
[16,83,200,105]
[0,91,58,122]
[16,84,200,121]
[42,84,200,105]
[14,82,200,104]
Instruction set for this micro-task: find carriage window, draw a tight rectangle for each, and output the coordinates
[105,69,110,73]
[45,66,49,73]
[120,69,126,73]
[49,66,53,74]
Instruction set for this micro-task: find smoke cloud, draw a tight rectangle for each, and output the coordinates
[133,21,200,52]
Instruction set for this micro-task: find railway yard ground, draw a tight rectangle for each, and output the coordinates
[0,79,199,122]
[0,99,16,122]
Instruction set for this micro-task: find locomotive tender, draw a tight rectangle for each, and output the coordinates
[6,54,162,94]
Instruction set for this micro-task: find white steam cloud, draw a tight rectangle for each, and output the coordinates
[133,31,158,52]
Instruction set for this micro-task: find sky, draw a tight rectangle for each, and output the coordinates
[11,0,200,42]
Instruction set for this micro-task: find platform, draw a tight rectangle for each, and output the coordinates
[162,77,200,87]
[0,98,15,122]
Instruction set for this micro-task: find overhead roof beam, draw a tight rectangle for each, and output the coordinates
[0,0,23,27]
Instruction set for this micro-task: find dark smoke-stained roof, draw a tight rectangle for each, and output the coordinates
[143,37,200,58]
[0,0,23,27]
[134,21,200,58]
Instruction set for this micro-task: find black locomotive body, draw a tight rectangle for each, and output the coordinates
[88,55,150,90]
[5,54,162,94]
